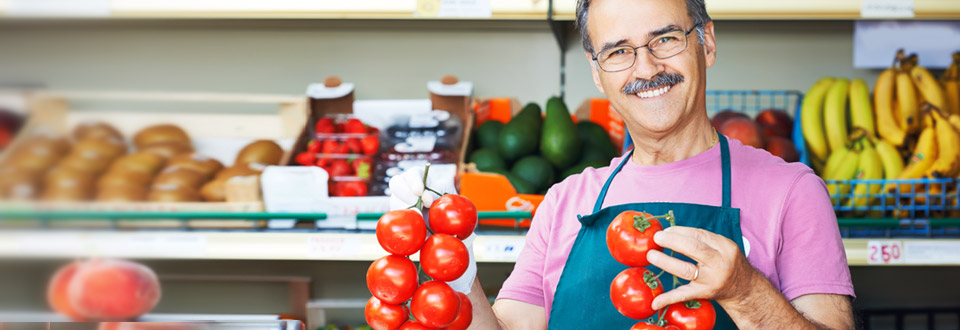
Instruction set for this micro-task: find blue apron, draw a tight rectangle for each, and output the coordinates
[548,133,743,329]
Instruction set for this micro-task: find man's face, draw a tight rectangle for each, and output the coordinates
[586,0,716,137]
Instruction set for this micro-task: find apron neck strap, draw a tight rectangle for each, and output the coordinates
[592,130,732,213]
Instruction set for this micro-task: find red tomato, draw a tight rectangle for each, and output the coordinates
[665,299,716,330]
[610,267,663,320]
[428,195,478,239]
[361,135,380,155]
[322,140,341,154]
[365,296,409,330]
[631,322,681,330]
[306,140,322,153]
[315,118,335,134]
[410,281,460,328]
[336,181,368,197]
[366,255,418,305]
[398,321,435,330]
[606,211,664,267]
[328,159,353,177]
[295,152,316,166]
[441,292,472,330]
[345,119,367,134]
[419,234,469,282]
[376,209,428,256]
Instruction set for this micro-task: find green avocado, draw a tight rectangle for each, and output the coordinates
[475,120,504,151]
[511,155,555,192]
[469,148,507,172]
[498,102,542,163]
[541,97,581,168]
[577,121,619,161]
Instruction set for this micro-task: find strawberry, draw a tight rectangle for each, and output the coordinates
[321,139,340,154]
[344,119,366,134]
[315,117,335,134]
[295,151,316,166]
[328,159,352,177]
[345,138,363,154]
[306,140,322,153]
[352,158,372,179]
[335,181,368,197]
[360,135,380,155]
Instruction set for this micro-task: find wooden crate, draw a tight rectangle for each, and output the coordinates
[1,90,309,228]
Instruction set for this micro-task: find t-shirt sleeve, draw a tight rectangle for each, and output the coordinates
[495,190,555,307]
[777,172,856,301]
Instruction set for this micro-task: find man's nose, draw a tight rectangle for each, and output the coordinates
[630,50,663,82]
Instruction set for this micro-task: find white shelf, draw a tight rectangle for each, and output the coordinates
[3,231,960,266]
[0,231,526,263]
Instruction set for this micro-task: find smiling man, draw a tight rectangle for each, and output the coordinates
[388,0,856,328]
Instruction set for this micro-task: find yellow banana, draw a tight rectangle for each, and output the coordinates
[927,110,960,178]
[910,65,947,112]
[849,78,876,137]
[824,78,851,154]
[945,80,960,116]
[874,139,904,179]
[875,69,907,146]
[949,114,960,133]
[825,145,860,206]
[849,139,884,212]
[897,69,921,133]
[801,77,837,161]
[873,138,904,213]
[823,146,852,179]
[891,123,937,193]
[943,53,960,115]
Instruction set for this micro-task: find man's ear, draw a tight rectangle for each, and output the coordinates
[702,21,717,68]
[587,52,605,94]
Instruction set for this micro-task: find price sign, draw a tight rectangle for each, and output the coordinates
[867,240,904,264]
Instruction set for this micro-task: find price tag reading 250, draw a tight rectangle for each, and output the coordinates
[867,240,904,264]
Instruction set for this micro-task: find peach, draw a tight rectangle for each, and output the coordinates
[68,259,161,321]
[720,117,765,149]
[48,261,87,321]
[755,108,793,139]
[765,136,800,162]
[710,110,749,131]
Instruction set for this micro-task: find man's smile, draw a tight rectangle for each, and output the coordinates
[634,84,674,99]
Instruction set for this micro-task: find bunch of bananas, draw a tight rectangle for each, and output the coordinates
[802,49,960,212]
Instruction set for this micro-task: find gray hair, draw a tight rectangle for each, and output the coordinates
[576,0,711,55]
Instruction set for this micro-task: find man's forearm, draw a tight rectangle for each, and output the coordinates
[721,271,833,330]
[465,277,504,330]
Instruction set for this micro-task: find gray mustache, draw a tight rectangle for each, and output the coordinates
[621,73,685,94]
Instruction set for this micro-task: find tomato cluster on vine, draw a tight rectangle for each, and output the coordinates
[365,181,478,330]
[606,210,717,330]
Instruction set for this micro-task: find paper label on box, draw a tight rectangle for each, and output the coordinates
[261,166,329,213]
[7,0,110,17]
[866,240,904,264]
[861,0,914,18]
[904,240,960,265]
[306,234,384,259]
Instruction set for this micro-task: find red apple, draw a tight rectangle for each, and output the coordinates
[710,110,749,131]
[720,117,765,149]
[755,108,793,139]
[765,136,799,162]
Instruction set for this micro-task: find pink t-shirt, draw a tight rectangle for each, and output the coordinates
[496,137,855,320]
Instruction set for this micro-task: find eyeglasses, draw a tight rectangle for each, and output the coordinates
[592,24,701,72]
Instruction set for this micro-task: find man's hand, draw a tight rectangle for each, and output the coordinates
[645,226,757,309]
[647,226,854,329]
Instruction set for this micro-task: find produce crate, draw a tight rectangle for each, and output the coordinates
[826,178,960,238]
[0,90,309,229]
